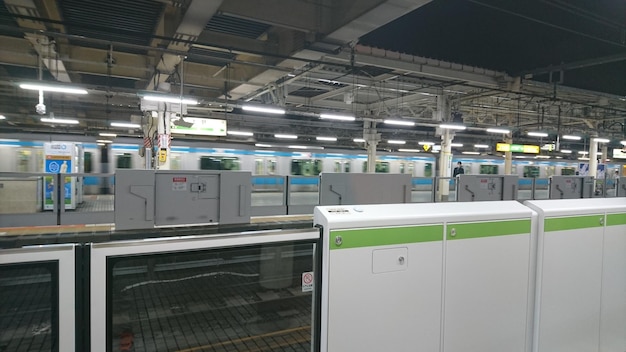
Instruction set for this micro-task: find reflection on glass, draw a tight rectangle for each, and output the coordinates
[109,242,315,352]
[289,178,319,206]
[251,177,285,206]
[0,262,57,352]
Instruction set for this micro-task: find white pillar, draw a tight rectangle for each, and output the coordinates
[437,129,453,201]
[589,137,599,178]
[504,135,513,175]
[156,110,172,170]
[363,120,380,173]
[601,145,608,162]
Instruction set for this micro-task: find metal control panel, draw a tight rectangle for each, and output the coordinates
[549,176,593,199]
[115,170,251,230]
[456,175,518,202]
[319,173,412,205]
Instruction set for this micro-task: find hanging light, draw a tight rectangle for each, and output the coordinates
[20,83,88,95]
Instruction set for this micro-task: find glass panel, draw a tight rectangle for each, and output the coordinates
[479,165,499,175]
[0,174,46,215]
[411,177,434,203]
[534,178,550,199]
[267,160,276,175]
[291,160,322,176]
[109,242,316,352]
[78,174,115,213]
[0,262,58,352]
[251,176,285,206]
[289,177,319,206]
[255,159,264,175]
[424,163,432,177]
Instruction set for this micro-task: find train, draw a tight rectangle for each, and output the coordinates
[1,133,624,183]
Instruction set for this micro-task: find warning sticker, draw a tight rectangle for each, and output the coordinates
[172,177,187,191]
[479,178,489,189]
[301,272,314,292]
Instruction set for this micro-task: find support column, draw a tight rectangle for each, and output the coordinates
[601,145,608,163]
[437,129,453,201]
[589,137,599,178]
[364,120,380,173]
[156,110,172,170]
[504,135,513,175]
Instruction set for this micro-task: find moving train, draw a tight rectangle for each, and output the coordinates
[1,134,624,180]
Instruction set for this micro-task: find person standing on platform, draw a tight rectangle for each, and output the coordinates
[453,161,465,177]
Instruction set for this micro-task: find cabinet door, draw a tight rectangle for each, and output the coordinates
[444,219,533,352]
[326,225,443,352]
[600,213,626,352]
[537,214,605,352]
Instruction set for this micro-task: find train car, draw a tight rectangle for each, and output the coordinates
[1,134,624,189]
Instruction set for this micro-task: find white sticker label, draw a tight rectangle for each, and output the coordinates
[479,179,489,189]
[172,177,187,191]
[301,272,314,292]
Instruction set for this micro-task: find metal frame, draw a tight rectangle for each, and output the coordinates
[0,244,76,352]
[89,228,320,352]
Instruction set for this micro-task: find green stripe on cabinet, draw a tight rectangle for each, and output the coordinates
[544,214,604,232]
[607,213,626,227]
[330,225,443,250]
[446,219,531,240]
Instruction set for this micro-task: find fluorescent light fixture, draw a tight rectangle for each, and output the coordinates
[99,133,117,137]
[111,122,141,128]
[40,117,79,124]
[560,149,572,154]
[594,138,610,143]
[275,134,297,139]
[384,119,415,126]
[0,115,5,120]
[97,143,105,146]
[96,139,112,144]
[388,140,406,145]
[462,151,480,155]
[536,155,550,159]
[578,157,590,161]
[316,136,337,142]
[353,138,365,143]
[20,83,88,95]
[227,131,254,136]
[320,113,355,121]
[255,143,272,147]
[451,143,464,147]
[418,141,435,146]
[398,149,421,153]
[528,131,549,137]
[486,128,510,134]
[474,144,489,148]
[288,145,308,149]
[439,124,466,130]
[562,135,581,140]
[578,151,588,155]
[243,105,286,115]
[143,94,198,105]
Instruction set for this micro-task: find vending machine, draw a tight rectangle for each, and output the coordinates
[43,142,84,210]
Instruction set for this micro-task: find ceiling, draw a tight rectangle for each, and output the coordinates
[0,0,624,156]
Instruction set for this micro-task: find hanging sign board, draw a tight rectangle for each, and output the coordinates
[612,149,626,159]
[171,117,227,136]
[496,143,540,154]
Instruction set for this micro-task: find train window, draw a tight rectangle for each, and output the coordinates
[344,162,350,173]
[424,163,433,177]
[116,154,133,169]
[561,167,576,176]
[170,154,182,170]
[84,152,93,173]
[400,163,405,174]
[291,159,322,176]
[334,161,342,173]
[523,166,540,178]
[255,159,264,175]
[362,161,390,173]
[408,163,414,176]
[200,156,240,170]
[480,165,499,175]
[16,150,31,172]
[545,166,556,177]
[267,159,276,175]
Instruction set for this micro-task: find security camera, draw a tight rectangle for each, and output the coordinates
[36,103,46,115]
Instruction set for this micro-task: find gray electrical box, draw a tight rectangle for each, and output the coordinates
[457,175,518,202]
[549,176,593,199]
[115,170,251,230]
[319,173,412,205]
